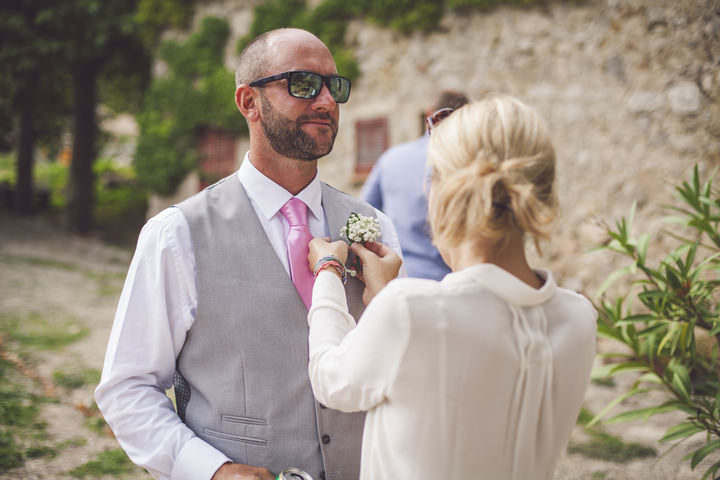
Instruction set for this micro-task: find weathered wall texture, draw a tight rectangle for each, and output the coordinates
[182,0,720,295]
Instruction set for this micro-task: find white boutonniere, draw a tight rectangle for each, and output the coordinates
[340,212,381,244]
[340,212,381,278]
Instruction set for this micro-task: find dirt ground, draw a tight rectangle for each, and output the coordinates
[0,212,714,479]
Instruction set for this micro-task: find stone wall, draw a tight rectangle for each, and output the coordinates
[181,0,720,294]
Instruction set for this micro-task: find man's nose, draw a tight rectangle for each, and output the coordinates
[312,81,337,111]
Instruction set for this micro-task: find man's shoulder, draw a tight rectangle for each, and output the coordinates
[175,173,242,216]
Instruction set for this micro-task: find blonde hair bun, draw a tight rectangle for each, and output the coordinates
[427,94,557,253]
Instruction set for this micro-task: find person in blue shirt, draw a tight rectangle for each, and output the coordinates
[361,90,468,280]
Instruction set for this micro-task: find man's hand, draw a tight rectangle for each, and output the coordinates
[350,241,402,305]
[211,462,275,480]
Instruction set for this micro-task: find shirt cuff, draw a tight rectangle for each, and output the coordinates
[171,437,231,480]
[308,270,356,330]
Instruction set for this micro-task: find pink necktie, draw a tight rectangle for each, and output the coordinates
[280,198,314,309]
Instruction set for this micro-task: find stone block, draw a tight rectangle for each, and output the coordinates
[626,91,664,113]
[667,81,702,115]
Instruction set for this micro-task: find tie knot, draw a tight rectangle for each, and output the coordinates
[280,198,308,227]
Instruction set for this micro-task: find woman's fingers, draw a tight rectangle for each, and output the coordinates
[308,238,348,267]
[348,241,402,305]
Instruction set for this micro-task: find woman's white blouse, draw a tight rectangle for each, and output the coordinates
[308,263,597,480]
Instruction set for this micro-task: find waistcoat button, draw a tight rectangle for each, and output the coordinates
[322,434,331,444]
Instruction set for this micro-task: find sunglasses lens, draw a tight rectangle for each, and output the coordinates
[328,77,351,103]
[426,108,455,133]
[287,72,351,103]
[289,72,323,99]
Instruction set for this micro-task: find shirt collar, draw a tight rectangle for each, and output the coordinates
[238,152,323,222]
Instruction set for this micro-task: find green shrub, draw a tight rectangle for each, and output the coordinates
[0,153,15,184]
[134,16,246,195]
[590,165,720,479]
[35,160,69,209]
[0,153,145,220]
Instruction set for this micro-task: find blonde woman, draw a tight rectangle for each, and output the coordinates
[306,95,597,480]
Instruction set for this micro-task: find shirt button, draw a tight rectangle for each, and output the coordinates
[322,434,331,444]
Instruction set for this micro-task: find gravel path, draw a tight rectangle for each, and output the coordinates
[0,213,711,479]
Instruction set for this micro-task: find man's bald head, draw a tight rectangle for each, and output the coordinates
[235,28,329,87]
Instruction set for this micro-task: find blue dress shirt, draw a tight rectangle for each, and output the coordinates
[361,134,451,281]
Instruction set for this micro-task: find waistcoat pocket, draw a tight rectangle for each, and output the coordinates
[203,427,268,446]
[221,414,267,426]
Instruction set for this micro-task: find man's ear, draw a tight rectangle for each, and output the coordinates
[236,85,260,121]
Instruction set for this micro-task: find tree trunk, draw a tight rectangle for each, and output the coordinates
[67,62,98,234]
[15,100,35,215]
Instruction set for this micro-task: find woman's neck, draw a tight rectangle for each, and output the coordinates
[443,231,543,289]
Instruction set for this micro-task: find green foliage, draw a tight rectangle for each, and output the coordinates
[236,0,441,79]
[0,153,146,219]
[92,158,149,243]
[68,449,136,478]
[134,0,196,48]
[0,153,15,184]
[0,5,71,151]
[135,16,246,195]
[591,165,720,479]
[35,161,70,210]
[348,0,445,33]
[569,407,657,462]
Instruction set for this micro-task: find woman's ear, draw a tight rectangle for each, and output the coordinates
[235,85,259,121]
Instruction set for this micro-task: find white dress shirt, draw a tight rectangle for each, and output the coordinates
[95,154,402,480]
[308,263,597,480]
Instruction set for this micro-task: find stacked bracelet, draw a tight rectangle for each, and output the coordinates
[314,255,348,284]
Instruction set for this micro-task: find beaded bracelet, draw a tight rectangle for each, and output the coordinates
[313,255,348,284]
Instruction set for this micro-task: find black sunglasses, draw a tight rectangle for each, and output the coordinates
[249,71,351,103]
[426,108,455,133]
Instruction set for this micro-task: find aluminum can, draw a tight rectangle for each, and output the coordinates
[276,467,314,480]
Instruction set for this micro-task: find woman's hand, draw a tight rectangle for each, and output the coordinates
[308,237,349,274]
[350,241,402,305]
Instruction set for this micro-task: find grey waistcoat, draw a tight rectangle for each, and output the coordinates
[175,174,377,480]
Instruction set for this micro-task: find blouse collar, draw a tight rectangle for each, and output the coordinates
[443,263,556,307]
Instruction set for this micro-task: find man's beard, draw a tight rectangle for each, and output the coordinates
[260,96,338,161]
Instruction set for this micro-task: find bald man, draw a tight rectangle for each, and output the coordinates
[96,28,402,480]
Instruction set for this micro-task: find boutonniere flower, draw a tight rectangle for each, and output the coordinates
[340,212,381,279]
[341,212,381,244]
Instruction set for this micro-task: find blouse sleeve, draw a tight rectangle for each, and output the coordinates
[307,271,410,412]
